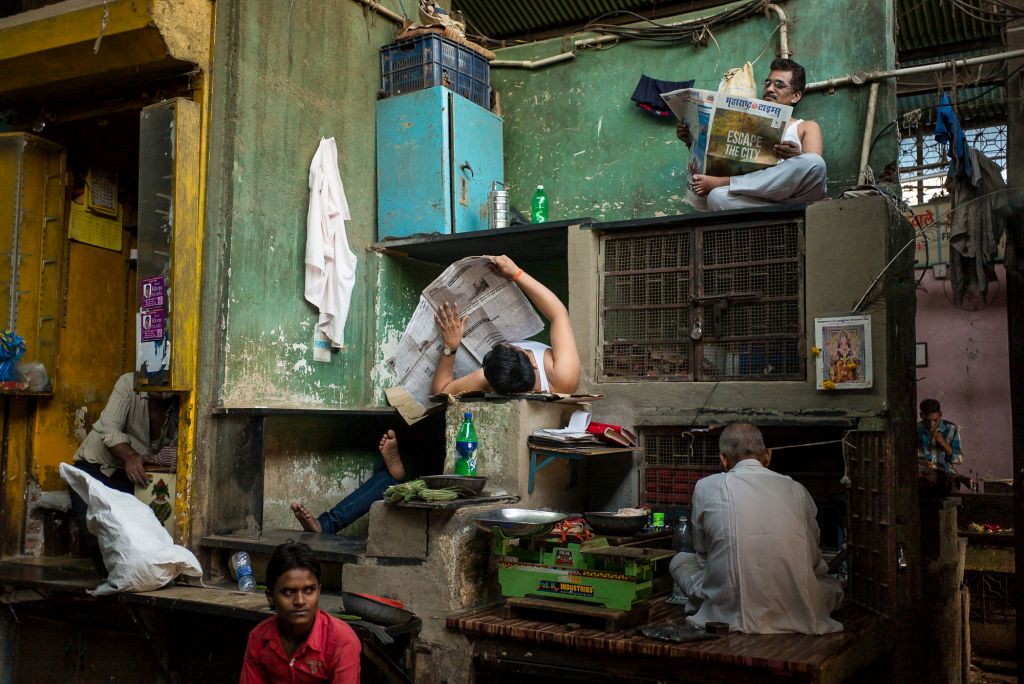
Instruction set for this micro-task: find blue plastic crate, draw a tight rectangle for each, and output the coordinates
[381,33,490,109]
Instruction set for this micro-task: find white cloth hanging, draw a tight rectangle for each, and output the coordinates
[305,137,357,347]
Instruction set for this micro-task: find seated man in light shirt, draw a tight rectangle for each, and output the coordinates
[670,422,843,634]
[70,372,178,566]
[677,58,828,211]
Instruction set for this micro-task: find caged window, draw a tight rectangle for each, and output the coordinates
[600,220,804,381]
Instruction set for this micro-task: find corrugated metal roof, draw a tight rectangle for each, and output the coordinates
[452,0,1003,51]
[452,0,701,40]
[895,0,1001,53]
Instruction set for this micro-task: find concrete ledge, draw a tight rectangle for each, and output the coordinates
[366,501,430,558]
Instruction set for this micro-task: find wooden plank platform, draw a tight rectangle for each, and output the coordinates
[201,529,368,564]
[505,596,650,632]
[448,596,889,684]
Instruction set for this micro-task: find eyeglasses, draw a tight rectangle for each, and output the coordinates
[763,78,792,91]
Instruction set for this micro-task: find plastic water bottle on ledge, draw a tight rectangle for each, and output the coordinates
[531,185,548,224]
[455,411,479,476]
[231,551,256,592]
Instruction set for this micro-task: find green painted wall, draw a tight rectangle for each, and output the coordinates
[492,0,897,222]
[205,0,420,408]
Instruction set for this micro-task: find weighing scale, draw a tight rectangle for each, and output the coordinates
[470,509,674,612]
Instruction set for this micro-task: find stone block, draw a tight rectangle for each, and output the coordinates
[366,500,429,559]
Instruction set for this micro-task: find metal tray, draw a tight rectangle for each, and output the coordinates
[468,508,567,537]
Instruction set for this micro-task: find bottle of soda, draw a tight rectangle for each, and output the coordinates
[231,551,256,592]
[531,185,548,224]
[454,411,479,476]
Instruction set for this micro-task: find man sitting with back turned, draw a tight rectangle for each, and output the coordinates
[678,58,828,211]
[670,422,843,634]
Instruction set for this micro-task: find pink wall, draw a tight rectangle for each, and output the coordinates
[915,266,1011,482]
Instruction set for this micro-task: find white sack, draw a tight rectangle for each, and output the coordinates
[59,463,202,595]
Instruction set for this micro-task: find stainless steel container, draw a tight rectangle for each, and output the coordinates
[487,181,509,229]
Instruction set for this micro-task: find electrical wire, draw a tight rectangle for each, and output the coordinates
[582,0,772,44]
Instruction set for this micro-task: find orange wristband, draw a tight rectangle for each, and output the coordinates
[512,268,525,282]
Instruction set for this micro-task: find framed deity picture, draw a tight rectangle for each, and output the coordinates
[814,315,873,390]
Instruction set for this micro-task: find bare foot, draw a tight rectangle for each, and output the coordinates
[691,174,731,196]
[291,502,321,533]
[379,429,405,481]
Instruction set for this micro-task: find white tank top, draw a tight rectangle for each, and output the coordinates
[782,119,803,151]
[510,341,551,392]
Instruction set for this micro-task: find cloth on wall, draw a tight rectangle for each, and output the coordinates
[947,148,1007,305]
[305,137,358,347]
[631,75,695,118]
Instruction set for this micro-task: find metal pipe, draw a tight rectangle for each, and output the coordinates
[765,3,789,59]
[807,48,1024,92]
[858,82,880,185]
[490,52,576,69]
[351,0,404,25]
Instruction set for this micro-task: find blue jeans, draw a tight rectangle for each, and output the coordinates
[317,460,399,535]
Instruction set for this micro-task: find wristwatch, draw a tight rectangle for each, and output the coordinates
[442,345,454,357]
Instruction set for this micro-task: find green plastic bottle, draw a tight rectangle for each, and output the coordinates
[531,185,548,224]
[454,411,479,476]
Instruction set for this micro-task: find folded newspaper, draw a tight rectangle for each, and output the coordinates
[387,256,544,408]
[661,88,792,208]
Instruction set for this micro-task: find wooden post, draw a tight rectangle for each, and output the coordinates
[1005,2,1024,666]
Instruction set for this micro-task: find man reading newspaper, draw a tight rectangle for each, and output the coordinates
[673,58,826,211]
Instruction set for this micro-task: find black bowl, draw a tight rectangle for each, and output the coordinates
[421,475,487,497]
[583,511,648,536]
[340,592,414,626]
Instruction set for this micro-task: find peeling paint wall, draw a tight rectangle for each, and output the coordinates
[206,0,420,408]
[492,0,897,222]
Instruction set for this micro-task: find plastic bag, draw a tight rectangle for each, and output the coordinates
[17,361,49,392]
[718,62,757,98]
[59,463,202,595]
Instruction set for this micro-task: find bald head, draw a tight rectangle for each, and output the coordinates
[718,422,769,468]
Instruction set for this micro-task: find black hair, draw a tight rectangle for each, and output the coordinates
[266,542,321,592]
[769,57,806,94]
[482,344,535,394]
[919,398,941,416]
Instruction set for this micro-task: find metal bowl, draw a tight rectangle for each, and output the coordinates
[421,475,487,497]
[468,508,567,537]
[584,511,648,536]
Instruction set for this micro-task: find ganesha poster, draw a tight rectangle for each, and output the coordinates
[814,315,873,390]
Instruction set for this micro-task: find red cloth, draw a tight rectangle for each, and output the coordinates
[240,609,360,684]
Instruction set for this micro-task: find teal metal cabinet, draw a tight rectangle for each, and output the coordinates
[376,86,503,239]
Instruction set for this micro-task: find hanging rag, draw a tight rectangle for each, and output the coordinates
[631,75,695,118]
[934,93,973,181]
[946,148,1007,305]
[305,137,357,347]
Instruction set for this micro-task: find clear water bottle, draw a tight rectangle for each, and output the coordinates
[673,514,694,552]
[531,185,548,224]
[454,411,479,476]
[231,551,256,592]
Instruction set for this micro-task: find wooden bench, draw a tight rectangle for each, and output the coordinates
[447,595,889,683]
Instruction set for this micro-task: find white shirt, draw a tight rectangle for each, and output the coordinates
[510,340,551,392]
[686,459,843,634]
[305,137,357,347]
[73,373,177,476]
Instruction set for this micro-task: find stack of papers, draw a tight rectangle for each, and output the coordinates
[531,410,602,446]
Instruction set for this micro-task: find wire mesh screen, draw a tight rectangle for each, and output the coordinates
[602,232,691,379]
[698,222,803,380]
[964,571,1015,624]
[899,123,1006,206]
[845,431,895,617]
[601,220,803,381]
[639,429,720,507]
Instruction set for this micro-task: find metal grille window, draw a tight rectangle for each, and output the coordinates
[601,220,804,381]
[640,429,720,508]
[899,123,1007,206]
